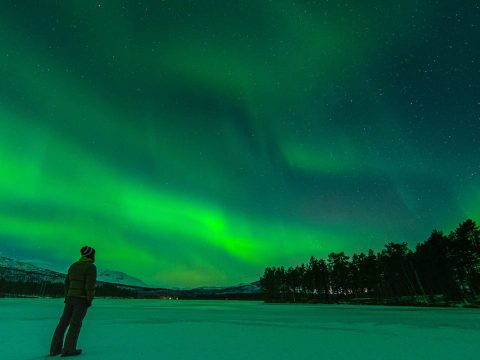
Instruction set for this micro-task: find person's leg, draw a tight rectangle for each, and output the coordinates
[62,297,88,354]
[50,298,74,355]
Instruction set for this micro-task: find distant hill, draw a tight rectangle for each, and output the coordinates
[187,282,262,296]
[0,256,65,283]
[98,270,148,287]
[0,256,262,299]
[0,256,148,287]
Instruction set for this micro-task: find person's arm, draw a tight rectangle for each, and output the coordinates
[64,267,71,300]
[85,264,97,307]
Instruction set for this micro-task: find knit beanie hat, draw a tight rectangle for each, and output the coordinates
[81,246,95,258]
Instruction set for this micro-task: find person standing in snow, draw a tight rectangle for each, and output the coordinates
[50,246,97,357]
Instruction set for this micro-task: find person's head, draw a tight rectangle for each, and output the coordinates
[80,246,96,262]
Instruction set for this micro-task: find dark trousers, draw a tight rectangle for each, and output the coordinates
[50,296,89,355]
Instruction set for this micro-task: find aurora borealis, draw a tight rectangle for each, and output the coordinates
[0,1,479,287]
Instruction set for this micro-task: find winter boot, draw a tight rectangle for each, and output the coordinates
[61,349,82,357]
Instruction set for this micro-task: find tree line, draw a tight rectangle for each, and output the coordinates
[259,219,480,305]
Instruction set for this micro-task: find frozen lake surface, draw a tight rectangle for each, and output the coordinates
[1,298,479,359]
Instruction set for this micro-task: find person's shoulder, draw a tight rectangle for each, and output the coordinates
[86,263,97,278]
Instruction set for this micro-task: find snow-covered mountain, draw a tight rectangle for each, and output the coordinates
[98,270,148,287]
[219,282,262,294]
[0,257,148,287]
[0,256,55,273]
[0,256,261,298]
[0,256,65,283]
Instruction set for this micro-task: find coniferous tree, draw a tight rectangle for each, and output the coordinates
[286,266,298,302]
[304,257,317,297]
[378,242,416,297]
[260,267,278,301]
[415,230,460,299]
[317,259,330,301]
[327,252,350,298]
[276,266,287,301]
[351,252,375,296]
[363,249,379,296]
[448,219,480,298]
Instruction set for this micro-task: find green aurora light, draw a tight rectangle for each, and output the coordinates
[0,1,479,287]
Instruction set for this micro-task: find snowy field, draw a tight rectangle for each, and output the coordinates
[1,298,479,360]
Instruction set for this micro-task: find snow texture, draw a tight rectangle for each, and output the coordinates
[1,298,479,360]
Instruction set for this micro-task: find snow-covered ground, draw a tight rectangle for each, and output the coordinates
[1,299,479,360]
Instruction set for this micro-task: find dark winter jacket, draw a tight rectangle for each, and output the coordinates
[65,257,97,302]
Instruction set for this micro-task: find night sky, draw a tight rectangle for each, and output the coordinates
[0,1,479,287]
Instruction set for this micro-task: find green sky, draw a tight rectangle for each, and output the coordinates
[0,0,479,287]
